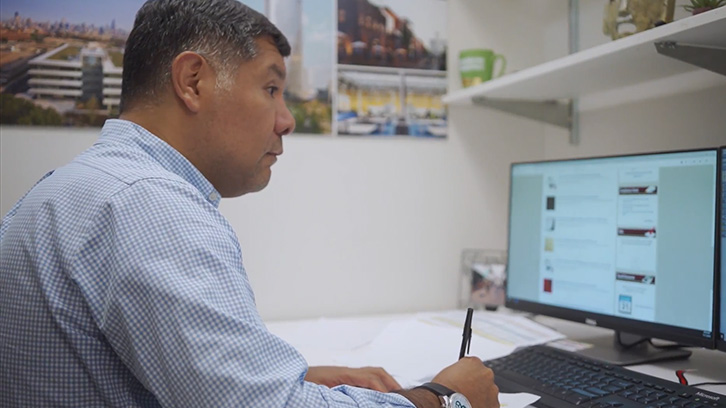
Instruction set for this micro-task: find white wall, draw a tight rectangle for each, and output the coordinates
[2,0,724,321]
[1,127,99,212]
[540,0,726,157]
[0,0,550,322]
[543,85,726,159]
[0,119,542,321]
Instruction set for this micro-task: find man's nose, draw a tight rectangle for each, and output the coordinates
[276,102,296,136]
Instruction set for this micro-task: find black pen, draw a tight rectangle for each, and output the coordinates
[459,307,474,359]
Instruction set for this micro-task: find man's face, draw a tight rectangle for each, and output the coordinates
[202,37,295,197]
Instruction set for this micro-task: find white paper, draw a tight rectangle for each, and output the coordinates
[267,310,559,400]
[337,318,516,384]
[267,316,389,366]
[546,338,594,352]
[418,310,565,348]
[267,317,384,350]
[499,392,541,408]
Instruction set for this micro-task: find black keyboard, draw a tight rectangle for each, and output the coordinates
[484,345,726,408]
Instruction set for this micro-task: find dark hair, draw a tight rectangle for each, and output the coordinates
[120,0,290,112]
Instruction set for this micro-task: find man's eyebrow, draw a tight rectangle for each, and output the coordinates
[268,63,286,80]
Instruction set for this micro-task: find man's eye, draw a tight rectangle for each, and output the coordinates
[267,86,279,97]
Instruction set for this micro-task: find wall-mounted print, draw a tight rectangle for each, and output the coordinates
[0,0,334,134]
[260,0,334,134]
[336,0,447,138]
[0,0,143,127]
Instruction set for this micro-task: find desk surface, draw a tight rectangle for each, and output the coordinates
[267,309,726,398]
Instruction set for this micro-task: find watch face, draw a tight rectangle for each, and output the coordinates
[449,393,472,408]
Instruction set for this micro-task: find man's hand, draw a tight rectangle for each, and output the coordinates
[431,357,500,408]
[305,366,402,392]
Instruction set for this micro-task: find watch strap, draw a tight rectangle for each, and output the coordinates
[416,382,456,397]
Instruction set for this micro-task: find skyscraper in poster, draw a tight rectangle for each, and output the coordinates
[265,0,313,100]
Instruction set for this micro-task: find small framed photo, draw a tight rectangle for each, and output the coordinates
[459,249,507,311]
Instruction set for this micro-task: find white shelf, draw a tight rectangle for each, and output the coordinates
[443,7,726,109]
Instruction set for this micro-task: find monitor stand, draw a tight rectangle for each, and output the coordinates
[574,331,692,366]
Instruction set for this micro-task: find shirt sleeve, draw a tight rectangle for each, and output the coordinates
[76,177,415,408]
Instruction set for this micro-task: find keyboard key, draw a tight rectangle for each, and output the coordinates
[614,380,635,389]
[565,394,592,405]
[572,388,598,398]
[619,390,635,398]
[586,387,610,396]
[667,396,687,405]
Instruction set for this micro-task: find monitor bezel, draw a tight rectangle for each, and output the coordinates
[717,146,725,352]
[504,147,719,351]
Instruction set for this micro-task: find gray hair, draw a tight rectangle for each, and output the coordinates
[120,0,290,112]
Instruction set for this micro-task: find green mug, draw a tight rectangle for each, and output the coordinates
[459,49,507,87]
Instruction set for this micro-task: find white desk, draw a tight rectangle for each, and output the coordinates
[267,309,726,404]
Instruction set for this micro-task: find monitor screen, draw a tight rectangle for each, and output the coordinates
[505,149,718,357]
[719,146,725,352]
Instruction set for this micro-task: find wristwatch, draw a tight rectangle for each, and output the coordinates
[415,382,472,408]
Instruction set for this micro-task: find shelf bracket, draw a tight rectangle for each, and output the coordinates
[654,41,726,76]
[471,96,573,130]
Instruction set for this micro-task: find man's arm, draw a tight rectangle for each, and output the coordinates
[305,366,402,392]
[305,358,500,408]
[393,389,442,408]
[91,179,418,407]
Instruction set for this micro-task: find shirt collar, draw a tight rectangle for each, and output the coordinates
[98,119,222,208]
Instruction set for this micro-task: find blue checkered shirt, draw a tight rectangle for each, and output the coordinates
[0,119,415,407]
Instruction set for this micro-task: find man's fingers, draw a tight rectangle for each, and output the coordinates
[363,375,389,392]
[370,367,402,391]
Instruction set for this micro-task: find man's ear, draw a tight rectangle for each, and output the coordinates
[170,51,214,113]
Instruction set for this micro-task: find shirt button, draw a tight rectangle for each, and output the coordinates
[209,192,220,201]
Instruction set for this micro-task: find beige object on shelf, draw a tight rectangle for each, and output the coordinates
[603,0,677,40]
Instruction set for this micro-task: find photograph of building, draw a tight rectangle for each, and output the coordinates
[1,0,444,137]
[336,0,448,137]
[337,65,446,137]
[337,0,446,71]
[0,0,139,126]
[263,0,334,134]
[1,0,334,133]
[22,42,123,123]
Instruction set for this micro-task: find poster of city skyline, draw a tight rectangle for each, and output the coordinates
[0,0,141,126]
[0,0,335,134]
[336,0,448,138]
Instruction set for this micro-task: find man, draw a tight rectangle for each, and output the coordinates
[0,0,499,407]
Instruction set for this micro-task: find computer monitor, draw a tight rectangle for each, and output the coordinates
[718,146,725,352]
[505,148,719,365]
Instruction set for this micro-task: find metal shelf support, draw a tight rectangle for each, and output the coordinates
[468,1,580,144]
[471,97,573,131]
[655,41,726,76]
